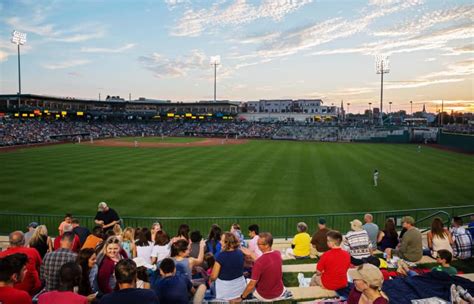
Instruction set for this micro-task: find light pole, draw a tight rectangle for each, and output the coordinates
[210,55,221,103]
[347,103,350,115]
[11,30,27,109]
[375,55,390,126]
[410,100,413,115]
[389,101,392,114]
[368,102,372,123]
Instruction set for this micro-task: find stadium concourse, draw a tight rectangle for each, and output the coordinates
[0,203,473,304]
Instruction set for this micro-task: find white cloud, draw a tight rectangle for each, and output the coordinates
[171,0,312,37]
[81,43,136,53]
[42,59,91,70]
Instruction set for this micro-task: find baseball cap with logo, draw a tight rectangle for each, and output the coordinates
[348,263,384,288]
[28,222,39,228]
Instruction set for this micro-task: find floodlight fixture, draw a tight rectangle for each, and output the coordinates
[375,55,390,126]
[210,55,221,103]
[11,30,27,108]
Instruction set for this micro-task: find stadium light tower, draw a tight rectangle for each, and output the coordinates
[375,55,390,126]
[389,101,392,113]
[11,30,27,108]
[210,55,221,103]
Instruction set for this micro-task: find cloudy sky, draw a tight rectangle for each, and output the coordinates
[0,0,472,113]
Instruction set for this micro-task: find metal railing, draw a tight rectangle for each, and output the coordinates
[0,205,473,239]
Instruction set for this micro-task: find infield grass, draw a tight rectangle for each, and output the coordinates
[0,139,473,217]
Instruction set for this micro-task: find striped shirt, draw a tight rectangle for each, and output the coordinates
[343,230,371,259]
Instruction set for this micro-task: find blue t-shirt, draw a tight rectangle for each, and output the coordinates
[216,250,244,280]
[99,288,158,304]
[154,275,192,304]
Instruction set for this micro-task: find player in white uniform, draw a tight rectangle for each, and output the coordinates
[373,169,379,187]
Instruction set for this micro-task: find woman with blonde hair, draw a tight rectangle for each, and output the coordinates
[210,232,246,301]
[97,236,125,294]
[113,224,123,241]
[29,225,53,258]
[121,227,137,258]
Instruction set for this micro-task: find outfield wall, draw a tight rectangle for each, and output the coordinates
[438,131,474,152]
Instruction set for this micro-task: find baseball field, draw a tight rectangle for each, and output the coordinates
[1,137,473,217]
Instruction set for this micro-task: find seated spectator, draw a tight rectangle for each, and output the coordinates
[24,222,38,246]
[133,257,151,289]
[29,225,53,259]
[344,219,372,265]
[0,253,31,304]
[450,216,472,260]
[82,226,104,250]
[113,224,123,241]
[0,231,42,295]
[76,248,99,296]
[311,218,330,255]
[189,230,202,259]
[230,223,246,247]
[468,215,474,237]
[41,231,78,291]
[170,224,190,244]
[98,236,125,294]
[427,217,453,258]
[99,259,158,304]
[171,239,205,282]
[206,224,222,257]
[431,249,457,276]
[385,216,422,262]
[72,218,91,247]
[247,224,262,259]
[38,262,89,304]
[54,224,81,253]
[377,219,399,251]
[286,222,311,259]
[151,230,171,265]
[94,202,120,233]
[310,230,351,291]
[154,258,205,304]
[136,228,153,264]
[363,213,379,249]
[348,263,388,304]
[150,222,162,244]
[122,227,137,259]
[58,213,73,235]
[240,232,288,301]
[210,232,246,301]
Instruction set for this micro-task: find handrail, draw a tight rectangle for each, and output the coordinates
[416,211,451,233]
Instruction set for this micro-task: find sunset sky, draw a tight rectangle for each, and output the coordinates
[0,0,473,113]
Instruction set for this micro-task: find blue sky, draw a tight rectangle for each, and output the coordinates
[0,0,472,113]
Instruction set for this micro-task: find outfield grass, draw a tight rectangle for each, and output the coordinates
[114,137,206,143]
[0,139,473,217]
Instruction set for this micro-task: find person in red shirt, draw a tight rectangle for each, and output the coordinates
[310,230,351,290]
[0,231,42,295]
[0,253,32,304]
[239,232,289,301]
[53,224,81,253]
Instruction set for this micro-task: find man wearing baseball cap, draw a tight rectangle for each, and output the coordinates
[385,216,422,262]
[347,263,388,303]
[94,202,120,232]
[24,222,38,246]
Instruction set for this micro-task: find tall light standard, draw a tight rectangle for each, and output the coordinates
[347,103,350,115]
[389,101,392,114]
[11,30,27,109]
[210,55,221,103]
[368,102,372,123]
[410,100,413,115]
[375,55,390,126]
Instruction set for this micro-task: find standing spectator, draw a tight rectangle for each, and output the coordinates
[72,219,90,247]
[286,222,311,259]
[76,248,99,296]
[151,230,171,265]
[82,226,104,250]
[247,224,262,259]
[310,230,351,291]
[41,231,78,291]
[54,224,81,253]
[150,222,162,244]
[94,202,120,233]
[230,224,246,247]
[58,213,73,236]
[211,232,246,301]
[450,216,473,260]
[155,258,203,304]
[170,224,190,244]
[122,227,137,259]
[38,262,89,304]
[385,216,422,262]
[206,224,222,257]
[24,222,38,246]
[99,259,158,304]
[0,231,42,295]
[377,219,399,251]
[0,253,31,304]
[29,225,53,259]
[427,217,453,257]
[363,214,379,249]
[136,228,153,264]
[97,236,125,294]
[311,218,330,255]
[347,263,388,304]
[343,219,372,265]
[240,232,288,301]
